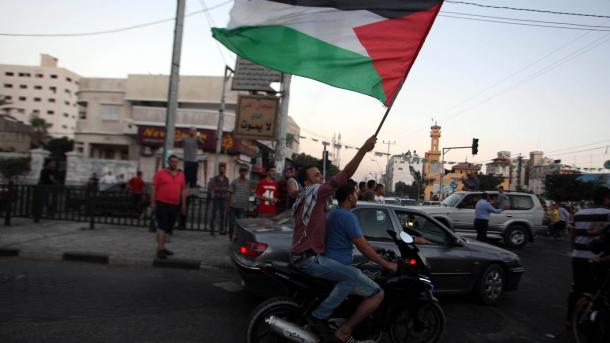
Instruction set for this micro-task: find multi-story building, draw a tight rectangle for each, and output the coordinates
[75,74,300,183]
[0,54,80,138]
[485,151,511,189]
[384,152,422,193]
[526,151,553,195]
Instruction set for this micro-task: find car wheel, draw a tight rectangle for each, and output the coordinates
[504,225,528,249]
[475,264,505,305]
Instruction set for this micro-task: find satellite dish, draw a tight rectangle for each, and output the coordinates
[604,160,610,169]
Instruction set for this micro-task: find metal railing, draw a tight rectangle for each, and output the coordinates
[1,183,236,233]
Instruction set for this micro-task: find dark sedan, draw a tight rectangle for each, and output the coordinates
[231,202,524,305]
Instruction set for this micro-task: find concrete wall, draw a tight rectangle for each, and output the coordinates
[0,117,31,153]
[65,152,138,185]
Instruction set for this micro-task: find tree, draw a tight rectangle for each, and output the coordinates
[545,174,595,201]
[0,158,31,181]
[477,173,504,191]
[394,181,419,199]
[291,152,340,179]
[45,137,74,161]
[30,117,50,148]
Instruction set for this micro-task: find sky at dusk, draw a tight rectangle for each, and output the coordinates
[1,0,609,182]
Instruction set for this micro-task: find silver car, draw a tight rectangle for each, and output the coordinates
[231,202,524,305]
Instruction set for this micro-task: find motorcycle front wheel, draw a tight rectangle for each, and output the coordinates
[572,296,609,343]
[389,300,445,343]
[245,296,301,343]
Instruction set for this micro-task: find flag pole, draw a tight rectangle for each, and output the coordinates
[372,1,445,138]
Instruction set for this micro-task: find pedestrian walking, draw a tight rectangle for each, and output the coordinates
[228,165,254,239]
[256,166,279,218]
[474,193,503,242]
[150,155,187,259]
[39,159,59,217]
[209,162,230,235]
[126,171,146,212]
[565,186,610,328]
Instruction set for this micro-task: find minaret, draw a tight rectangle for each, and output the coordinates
[424,123,441,175]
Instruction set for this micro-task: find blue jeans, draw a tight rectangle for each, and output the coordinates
[291,254,381,320]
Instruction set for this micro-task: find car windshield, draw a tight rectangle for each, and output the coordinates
[441,193,465,207]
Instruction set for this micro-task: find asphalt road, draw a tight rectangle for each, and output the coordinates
[0,235,576,343]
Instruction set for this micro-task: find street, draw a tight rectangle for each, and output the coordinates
[0,235,574,343]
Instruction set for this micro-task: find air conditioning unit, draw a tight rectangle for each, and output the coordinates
[141,146,153,157]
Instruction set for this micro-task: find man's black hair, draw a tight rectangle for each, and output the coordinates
[593,186,610,205]
[265,165,276,173]
[358,181,366,190]
[168,154,178,161]
[367,179,376,190]
[336,184,356,204]
[297,164,317,184]
[348,178,357,188]
[481,192,489,200]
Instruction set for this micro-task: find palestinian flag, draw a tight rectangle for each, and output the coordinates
[212,0,443,106]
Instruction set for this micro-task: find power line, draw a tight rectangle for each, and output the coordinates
[441,11,610,29]
[445,1,610,19]
[0,0,233,37]
[198,0,234,66]
[439,14,610,31]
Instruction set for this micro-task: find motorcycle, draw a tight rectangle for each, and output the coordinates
[245,230,445,343]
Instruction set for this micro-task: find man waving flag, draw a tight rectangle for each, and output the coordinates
[212,0,444,106]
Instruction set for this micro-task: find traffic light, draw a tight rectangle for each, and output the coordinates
[471,138,479,155]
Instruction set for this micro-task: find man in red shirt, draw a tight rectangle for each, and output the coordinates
[126,171,146,205]
[150,155,187,259]
[256,166,279,217]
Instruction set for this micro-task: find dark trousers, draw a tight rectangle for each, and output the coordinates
[155,202,180,234]
[229,207,247,238]
[567,257,597,321]
[549,221,567,237]
[474,218,489,242]
[210,198,226,235]
[184,161,199,188]
[177,196,191,229]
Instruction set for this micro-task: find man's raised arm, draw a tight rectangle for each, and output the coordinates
[342,136,377,178]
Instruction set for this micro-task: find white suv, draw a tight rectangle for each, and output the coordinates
[414,191,545,248]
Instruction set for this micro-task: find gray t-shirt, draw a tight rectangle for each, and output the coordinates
[182,136,199,162]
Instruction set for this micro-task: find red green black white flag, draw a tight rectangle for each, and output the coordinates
[212,0,444,106]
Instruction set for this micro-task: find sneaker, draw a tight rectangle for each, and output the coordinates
[162,249,174,256]
[157,250,168,259]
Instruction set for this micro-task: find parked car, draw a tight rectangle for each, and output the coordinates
[231,202,524,305]
[383,196,401,205]
[414,191,545,249]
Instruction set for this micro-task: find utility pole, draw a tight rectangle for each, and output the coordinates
[517,154,523,191]
[213,66,234,175]
[274,73,292,175]
[322,141,330,179]
[161,0,186,168]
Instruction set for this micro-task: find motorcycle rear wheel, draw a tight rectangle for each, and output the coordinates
[572,296,609,343]
[389,300,445,343]
[245,296,301,343]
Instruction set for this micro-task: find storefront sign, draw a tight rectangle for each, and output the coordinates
[137,126,257,157]
[232,57,282,92]
[235,95,278,140]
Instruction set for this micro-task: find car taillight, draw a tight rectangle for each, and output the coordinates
[239,241,268,257]
[407,259,417,266]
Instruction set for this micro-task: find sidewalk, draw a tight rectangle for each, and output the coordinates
[0,218,234,270]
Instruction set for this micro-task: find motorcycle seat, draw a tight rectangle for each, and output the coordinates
[264,260,335,291]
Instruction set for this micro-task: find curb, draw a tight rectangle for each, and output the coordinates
[0,248,20,256]
[63,251,110,264]
[153,258,201,270]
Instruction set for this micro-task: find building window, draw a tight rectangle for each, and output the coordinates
[47,123,53,128]
[101,104,121,121]
[34,85,42,90]
[49,86,57,93]
[66,77,72,82]
[48,98,55,103]
[4,96,11,100]
[62,125,68,129]
[4,84,12,88]
[35,73,44,78]
[18,72,31,77]
[19,84,27,89]
[18,96,26,101]
[65,89,71,94]
[33,109,40,115]
[47,110,54,115]
[64,101,70,106]
[50,74,57,79]
[5,72,14,76]
[63,112,69,118]
[34,97,41,102]
[78,101,88,119]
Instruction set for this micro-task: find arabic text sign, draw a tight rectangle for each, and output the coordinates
[235,95,278,140]
[232,57,282,92]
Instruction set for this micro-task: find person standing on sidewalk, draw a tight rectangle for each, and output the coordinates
[177,128,201,230]
[209,162,230,235]
[126,171,146,204]
[474,193,502,242]
[39,159,59,217]
[228,165,254,238]
[150,155,187,259]
[256,166,279,218]
[99,171,117,191]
